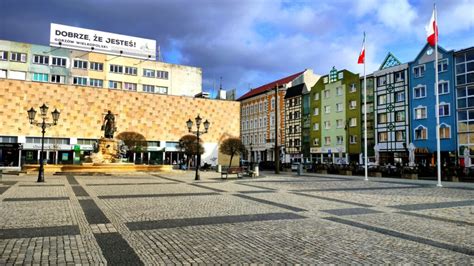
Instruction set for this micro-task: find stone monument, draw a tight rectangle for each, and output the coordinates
[87,111,124,163]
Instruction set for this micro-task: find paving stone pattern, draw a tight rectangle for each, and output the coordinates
[0,171,473,264]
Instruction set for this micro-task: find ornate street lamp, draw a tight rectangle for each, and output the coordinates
[186,115,210,180]
[27,104,60,182]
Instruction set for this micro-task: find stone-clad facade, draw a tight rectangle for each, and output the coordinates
[0,80,240,167]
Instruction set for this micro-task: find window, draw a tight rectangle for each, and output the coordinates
[324,121,331,129]
[377,76,387,86]
[323,77,328,83]
[350,83,356,92]
[157,70,169,79]
[350,135,357,144]
[294,111,299,119]
[143,84,155,93]
[415,107,427,119]
[313,123,319,131]
[439,125,451,139]
[336,136,343,145]
[314,93,319,100]
[438,81,449,95]
[336,87,343,96]
[0,51,7,60]
[109,80,122,89]
[338,72,344,79]
[313,108,319,116]
[156,86,168,94]
[395,111,405,122]
[73,59,88,69]
[289,112,293,120]
[271,98,275,109]
[8,71,26,80]
[314,138,319,146]
[395,91,405,102]
[415,126,428,140]
[378,132,388,142]
[378,95,387,105]
[124,82,137,91]
[90,62,103,71]
[10,52,27,62]
[324,105,330,114]
[395,71,405,82]
[288,139,293,147]
[349,118,356,127]
[51,57,67,67]
[324,90,330,98]
[414,85,426,98]
[438,59,448,72]
[109,64,123,73]
[336,103,343,112]
[414,65,425,78]
[439,103,450,116]
[33,55,49,65]
[378,113,387,123]
[32,73,48,82]
[336,119,343,128]
[0,69,7,78]
[51,75,65,83]
[324,137,331,145]
[124,66,137,75]
[396,130,406,141]
[89,79,103,87]
[349,100,356,109]
[73,77,87,86]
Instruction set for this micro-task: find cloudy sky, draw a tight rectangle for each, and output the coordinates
[1,0,473,97]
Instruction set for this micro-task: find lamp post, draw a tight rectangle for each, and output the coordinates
[249,142,253,170]
[186,115,210,180]
[27,104,60,182]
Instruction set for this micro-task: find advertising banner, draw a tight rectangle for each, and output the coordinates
[50,23,156,60]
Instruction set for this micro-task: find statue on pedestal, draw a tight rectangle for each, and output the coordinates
[101,110,116,139]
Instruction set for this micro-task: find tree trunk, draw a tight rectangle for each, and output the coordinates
[229,153,234,169]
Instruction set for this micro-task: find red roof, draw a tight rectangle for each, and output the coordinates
[237,70,305,101]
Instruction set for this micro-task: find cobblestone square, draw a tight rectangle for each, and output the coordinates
[0,171,473,264]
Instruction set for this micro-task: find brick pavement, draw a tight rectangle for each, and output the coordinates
[0,170,473,264]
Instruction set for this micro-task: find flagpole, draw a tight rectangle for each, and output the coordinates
[434,4,442,187]
[363,32,368,181]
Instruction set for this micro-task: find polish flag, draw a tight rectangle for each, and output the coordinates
[425,9,438,46]
[358,34,365,64]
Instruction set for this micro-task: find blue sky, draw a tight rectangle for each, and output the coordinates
[1,0,473,97]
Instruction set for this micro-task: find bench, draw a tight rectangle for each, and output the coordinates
[221,167,244,179]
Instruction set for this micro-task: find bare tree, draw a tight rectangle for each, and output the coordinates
[178,134,204,167]
[219,137,246,168]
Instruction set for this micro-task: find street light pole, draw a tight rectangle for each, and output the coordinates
[27,104,60,182]
[186,115,210,181]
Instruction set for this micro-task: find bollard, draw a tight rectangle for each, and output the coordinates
[254,165,259,177]
[297,163,303,176]
[0,169,2,180]
[217,164,222,173]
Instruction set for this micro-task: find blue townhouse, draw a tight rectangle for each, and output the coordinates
[409,43,456,166]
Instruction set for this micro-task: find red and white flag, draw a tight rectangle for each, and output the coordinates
[358,33,365,64]
[425,9,438,46]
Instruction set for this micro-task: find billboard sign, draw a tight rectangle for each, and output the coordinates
[50,23,156,60]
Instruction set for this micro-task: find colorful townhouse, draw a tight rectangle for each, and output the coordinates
[373,53,410,164]
[454,46,474,165]
[284,83,307,163]
[238,69,319,163]
[310,67,361,163]
[409,44,457,166]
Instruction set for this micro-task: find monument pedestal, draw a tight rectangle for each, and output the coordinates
[89,137,121,163]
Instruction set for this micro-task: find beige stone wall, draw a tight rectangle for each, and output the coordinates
[0,80,240,146]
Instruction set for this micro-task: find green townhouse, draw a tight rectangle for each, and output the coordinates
[310,67,361,163]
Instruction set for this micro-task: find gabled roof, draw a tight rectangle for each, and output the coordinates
[237,70,305,101]
[379,52,402,70]
[412,43,451,63]
[284,83,305,99]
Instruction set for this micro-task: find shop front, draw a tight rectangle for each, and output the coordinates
[0,143,20,167]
